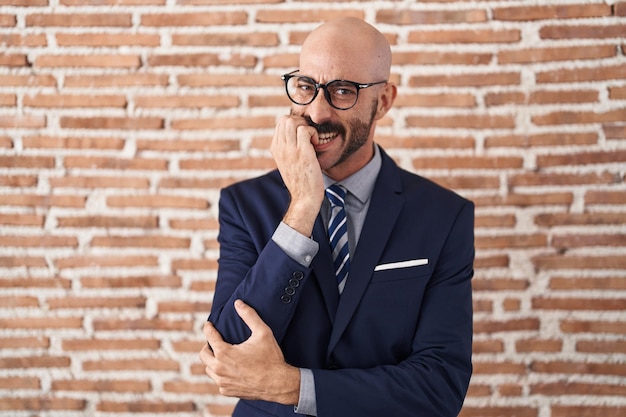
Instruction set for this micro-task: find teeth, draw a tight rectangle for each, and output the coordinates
[318,132,337,143]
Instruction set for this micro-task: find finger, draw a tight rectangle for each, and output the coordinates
[203,321,226,352]
[296,124,318,146]
[233,299,269,336]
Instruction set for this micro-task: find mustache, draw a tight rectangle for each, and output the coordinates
[301,115,345,136]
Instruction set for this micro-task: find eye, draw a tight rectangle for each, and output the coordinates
[329,82,357,97]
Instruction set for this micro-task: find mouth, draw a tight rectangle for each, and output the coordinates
[317,131,339,145]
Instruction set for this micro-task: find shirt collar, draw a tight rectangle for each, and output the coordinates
[323,144,382,204]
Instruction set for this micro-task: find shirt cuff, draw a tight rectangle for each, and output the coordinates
[272,221,319,267]
[294,368,317,416]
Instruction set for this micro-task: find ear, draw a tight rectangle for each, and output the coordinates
[374,83,397,120]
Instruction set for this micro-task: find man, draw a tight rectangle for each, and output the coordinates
[200,17,474,417]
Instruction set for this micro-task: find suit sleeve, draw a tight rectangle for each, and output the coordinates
[313,200,474,417]
[208,185,314,345]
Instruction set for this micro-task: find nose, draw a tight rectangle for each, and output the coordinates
[305,87,333,124]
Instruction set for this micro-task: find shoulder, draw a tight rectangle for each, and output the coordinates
[378,147,473,210]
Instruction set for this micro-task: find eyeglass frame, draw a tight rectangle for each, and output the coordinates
[281,70,388,110]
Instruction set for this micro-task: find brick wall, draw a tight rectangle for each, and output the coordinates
[1,0,625,416]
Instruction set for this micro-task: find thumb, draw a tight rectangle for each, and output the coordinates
[234,299,269,337]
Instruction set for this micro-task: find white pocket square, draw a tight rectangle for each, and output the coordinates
[374,258,429,271]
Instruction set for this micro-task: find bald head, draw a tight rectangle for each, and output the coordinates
[300,17,392,82]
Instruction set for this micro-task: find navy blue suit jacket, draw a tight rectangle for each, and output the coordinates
[209,148,474,417]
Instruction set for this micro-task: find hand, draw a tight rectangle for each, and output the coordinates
[200,300,301,405]
[271,115,325,236]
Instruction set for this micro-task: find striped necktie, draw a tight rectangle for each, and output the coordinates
[326,184,350,293]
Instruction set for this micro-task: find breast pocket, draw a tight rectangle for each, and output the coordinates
[371,259,432,282]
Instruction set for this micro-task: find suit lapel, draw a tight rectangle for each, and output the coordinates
[327,153,405,355]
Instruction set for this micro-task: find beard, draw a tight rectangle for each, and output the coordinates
[291,98,378,169]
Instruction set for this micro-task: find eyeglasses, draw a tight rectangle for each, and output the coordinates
[281,70,387,110]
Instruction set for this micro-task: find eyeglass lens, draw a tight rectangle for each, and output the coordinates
[286,76,359,109]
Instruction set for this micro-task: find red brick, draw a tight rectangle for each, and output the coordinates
[472,278,529,291]
[64,73,168,87]
[0,74,56,86]
[91,235,190,248]
[537,64,626,83]
[412,156,522,170]
[55,255,158,269]
[180,156,276,171]
[0,317,82,329]
[408,28,520,44]
[0,356,71,369]
[472,340,504,353]
[394,51,492,66]
[552,406,626,417]
[494,4,610,21]
[539,148,626,167]
[134,94,239,109]
[169,217,218,230]
[0,114,46,128]
[550,277,626,291]
[0,175,37,187]
[394,92,476,108]
[377,9,486,25]
[52,379,151,392]
[561,320,626,335]
[64,156,167,171]
[0,194,85,208]
[24,93,127,108]
[531,361,626,377]
[474,318,540,333]
[171,258,218,271]
[57,215,156,228]
[552,233,625,249]
[26,13,131,27]
[173,32,278,47]
[62,338,160,351]
[106,195,209,209]
[577,340,626,354]
[157,301,211,313]
[171,115,275,130]
[148,53,255,67]
[137,138,241,153]
[476,234,547,249]
[533,297,626,311]
[377,135,475,150]
[499,44,615,64]
[0,155,54,168]
[531,381,626,396]
[410,72,520,87]
[541,24,626,39]
[0,277,71,289]
[498,384,523,397]
[586,190,626,204]
[516,339,563,352]
[0,336,49,349]
[35,54,140,68]
[50,176,150,189]
[511,171,616,187]
[159,177,235,190]
[97,400,195,413]
[163,380,219,394]
[56,32,160,46]
[0,53,28,66]
[142,11,246,26]
[23,135,125,150]
[0,397,85,411]
[47,296,146,309]
[80,275,181,289]
[534,255,626,270]
[533,108,626,126]
[459,406,537,417]
[178,73,279,88]
[92,318,192,332]
[83,358,179,372]
[0,376,40,389]
[0,235,78,248]
[473,361,527,375]
[257,9,363,23]
[60,116,163,130]
[535,212,626,226]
